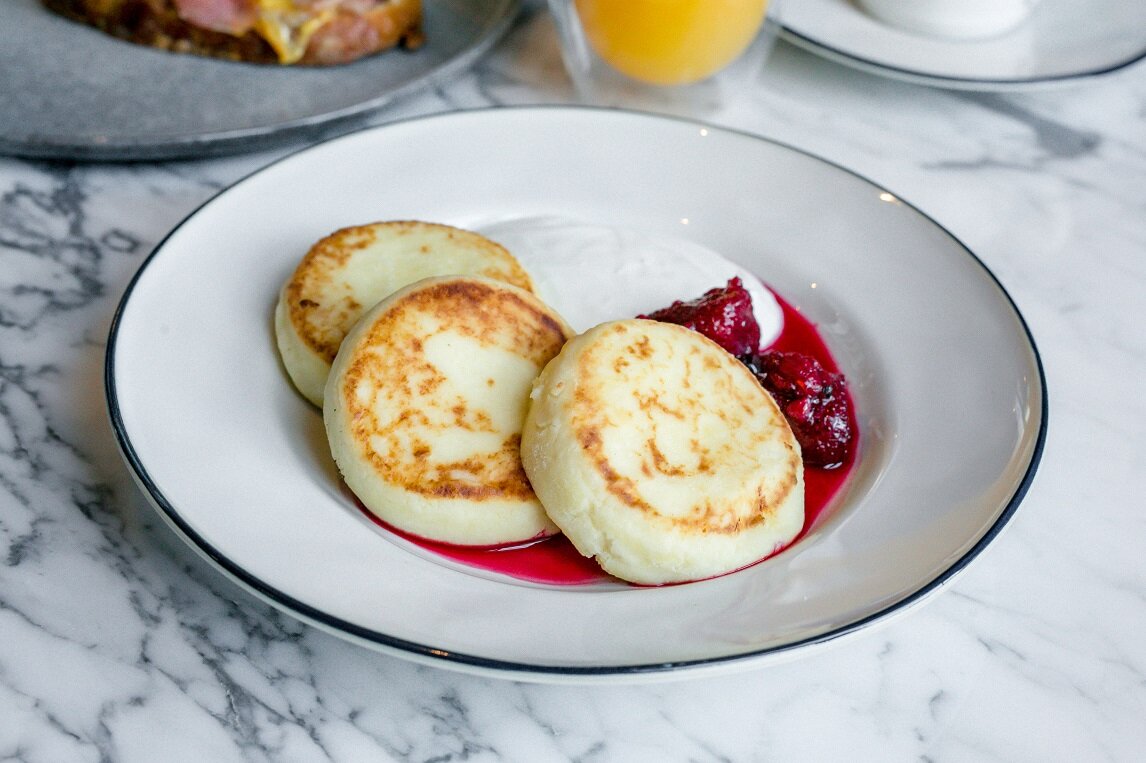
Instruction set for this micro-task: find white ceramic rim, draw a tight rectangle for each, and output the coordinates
[778,0,1146,90]
[105,106,1047,681]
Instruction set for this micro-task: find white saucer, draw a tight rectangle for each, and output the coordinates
[779,0,1146,89]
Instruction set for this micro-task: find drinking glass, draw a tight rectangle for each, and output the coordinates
[547,0,782,116]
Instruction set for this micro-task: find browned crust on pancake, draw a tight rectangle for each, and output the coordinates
[284,225,375,363]
[41,0,423,65]
[571,322,800,534]
[339,278,570,502]
[283,221,534,362]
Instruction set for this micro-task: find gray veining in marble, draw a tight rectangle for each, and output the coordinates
[2,2,1145,760]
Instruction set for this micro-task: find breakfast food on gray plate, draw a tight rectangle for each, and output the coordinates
[521,319,805,585]
[42,0,424,65]
[323,275,573,547]
[275,221,534,406]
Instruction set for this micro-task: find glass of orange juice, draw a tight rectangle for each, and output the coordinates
[548,0,781,115]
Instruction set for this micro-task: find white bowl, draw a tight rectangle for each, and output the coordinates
[106,107,1046,682]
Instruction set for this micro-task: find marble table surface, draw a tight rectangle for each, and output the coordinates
[2,3,1144,760]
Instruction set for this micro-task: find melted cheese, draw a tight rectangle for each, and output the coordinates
[254,0,335,64]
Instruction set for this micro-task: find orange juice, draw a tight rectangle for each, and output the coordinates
[574,0,770,85]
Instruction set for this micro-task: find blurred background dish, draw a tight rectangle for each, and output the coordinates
[779,0,1146,89]
[855,0,1040,40]
[0,0,519,161]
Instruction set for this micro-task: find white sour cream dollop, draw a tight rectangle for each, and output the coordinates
[478,216,783,348]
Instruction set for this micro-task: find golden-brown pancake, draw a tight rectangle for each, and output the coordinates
[324,275,573,546]
[275,221,534,406]
[521,319,804,584]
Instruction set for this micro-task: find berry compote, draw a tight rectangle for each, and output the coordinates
[638,276,761,356]
[644,277,856,469]
[738,350,853,468]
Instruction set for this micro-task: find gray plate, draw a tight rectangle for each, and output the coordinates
[0,0,519,161]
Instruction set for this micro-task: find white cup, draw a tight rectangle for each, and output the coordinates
[857,0,1041,39]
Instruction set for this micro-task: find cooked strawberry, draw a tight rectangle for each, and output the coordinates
[637,276,761,356]
[738,350,855,468]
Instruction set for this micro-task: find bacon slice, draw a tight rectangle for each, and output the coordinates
[173,0,258,35]
[304,1,422,64]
